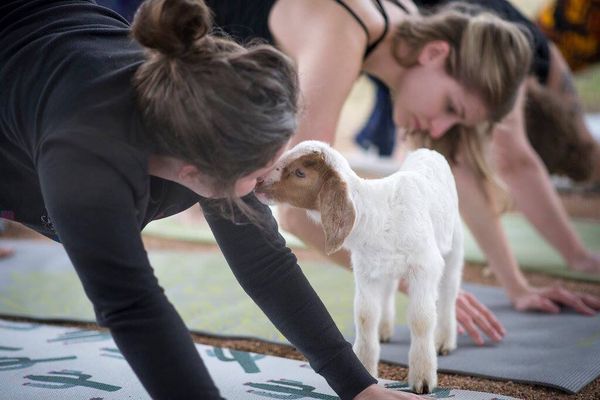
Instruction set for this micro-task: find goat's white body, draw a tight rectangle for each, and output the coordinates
[344,149,459,277]
[304,145,463,392]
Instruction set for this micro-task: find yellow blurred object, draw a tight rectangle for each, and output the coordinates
[537,0,600,71]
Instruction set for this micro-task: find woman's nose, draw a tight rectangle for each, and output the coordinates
[429,117,457,139]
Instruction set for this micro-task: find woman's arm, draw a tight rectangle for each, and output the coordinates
[455,85,600,314]
[492,82,600,274]
[269,0,367,145]
[199,195,377,400]
[200,196,423,400]
[37,138,223,399]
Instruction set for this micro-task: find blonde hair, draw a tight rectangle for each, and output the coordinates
[394,3,532,193]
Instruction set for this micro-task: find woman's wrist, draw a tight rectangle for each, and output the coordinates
[505,282,531,301]
[563,246,591,269]
[487,261,530,300]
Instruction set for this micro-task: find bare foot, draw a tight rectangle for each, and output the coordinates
[0,247,14,259]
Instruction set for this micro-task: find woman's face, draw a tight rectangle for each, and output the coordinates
[178,141,290,199]
[391,41,488,138]
[232,141,291,197]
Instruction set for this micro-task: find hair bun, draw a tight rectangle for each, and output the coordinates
[131,0,213,57]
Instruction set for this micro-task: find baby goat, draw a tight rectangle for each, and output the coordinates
[255,141,463,394]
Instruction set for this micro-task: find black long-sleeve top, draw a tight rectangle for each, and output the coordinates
[0,1,376,398]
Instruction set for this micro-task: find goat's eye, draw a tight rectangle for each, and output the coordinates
[294,169,305,178]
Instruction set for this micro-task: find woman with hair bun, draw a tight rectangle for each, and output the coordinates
[0,0,416,398]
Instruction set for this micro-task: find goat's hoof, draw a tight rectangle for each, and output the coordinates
[435,334,457,356]
[409,367,437,394]
[436,342,456,356]
[379,324,394,343]
[437,346,451,356]
[413,379,430,394]
[379,335,392,343]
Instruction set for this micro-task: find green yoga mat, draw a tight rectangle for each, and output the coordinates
[463,213,600,282]
[143,212,600,282]
[0,239,406,342]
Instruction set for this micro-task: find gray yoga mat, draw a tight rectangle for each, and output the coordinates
[0,319,519,400]
[1,239,599,393]
[381,284,600,394]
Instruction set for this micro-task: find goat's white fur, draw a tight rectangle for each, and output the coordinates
[262,141,463,393]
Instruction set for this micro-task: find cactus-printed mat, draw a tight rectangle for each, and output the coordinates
[1,239,599,393]
[0,318,520,399]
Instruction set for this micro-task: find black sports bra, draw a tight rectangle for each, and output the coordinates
[333,0,409,58]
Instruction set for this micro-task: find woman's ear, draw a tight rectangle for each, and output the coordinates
[178,164,200,184]
[418,40,450,66]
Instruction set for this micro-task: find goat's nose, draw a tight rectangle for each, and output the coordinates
[256,176,264,184]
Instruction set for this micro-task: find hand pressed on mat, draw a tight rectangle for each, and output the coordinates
[353,384,422,400]
[456,290,505,345]
[512,284,600,315]
[399,281,505,346]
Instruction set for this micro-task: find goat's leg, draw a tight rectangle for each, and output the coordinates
[436,222,464,355]
[407,257,443,394]
[352,275,383,377]
[379,277,399,343]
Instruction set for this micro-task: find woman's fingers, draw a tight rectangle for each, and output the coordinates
[581,293,600,311]
[463,291,506,337]
[545,286,596,315]
[456,292,505,345]
[457,291,504,343]
[514,293,560,313]
[456,306,484,345]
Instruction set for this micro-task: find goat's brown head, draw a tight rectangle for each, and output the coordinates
[255,141,356,254]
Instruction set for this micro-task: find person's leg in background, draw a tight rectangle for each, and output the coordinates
[536,0,600,183]
[354,76,396,157]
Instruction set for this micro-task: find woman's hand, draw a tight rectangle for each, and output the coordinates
[512,284,600,315]
[399,282,506,346]
[353,384,423,400]
[569,251,600,274]
[456,290,505,345]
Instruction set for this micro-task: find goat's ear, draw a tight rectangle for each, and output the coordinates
[318,175,355,255]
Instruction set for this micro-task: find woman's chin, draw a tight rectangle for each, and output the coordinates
[254,191,274,205]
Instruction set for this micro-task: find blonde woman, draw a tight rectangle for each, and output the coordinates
[203,0,600,343]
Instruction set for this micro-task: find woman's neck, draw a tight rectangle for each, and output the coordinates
[361,0,415,91]
[362,33,406,91]
[148,155,181,181]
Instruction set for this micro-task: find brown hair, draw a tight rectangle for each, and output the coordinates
[394,2,532,184]
[525,79,594,182]
[131,0,299,220]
